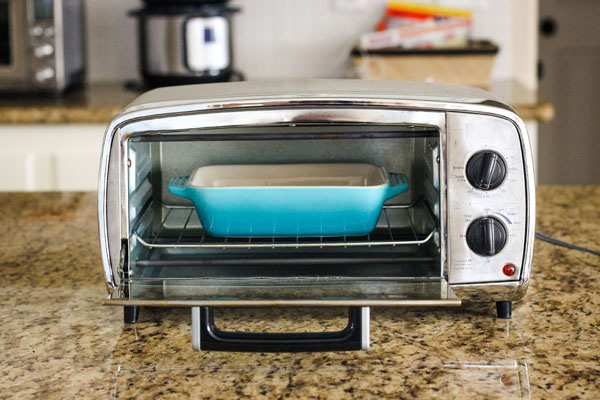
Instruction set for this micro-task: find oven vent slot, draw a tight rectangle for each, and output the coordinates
[132,197,436,250]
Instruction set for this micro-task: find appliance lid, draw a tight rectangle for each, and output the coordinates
[119,79,512,116]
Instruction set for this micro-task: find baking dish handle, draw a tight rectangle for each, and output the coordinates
[168,176,190,198]
[385,172,409,200]
[192,307,369,352]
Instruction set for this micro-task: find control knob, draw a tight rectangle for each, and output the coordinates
[29,26,44,37]
[466,151,506,190]
[34,67,55,84]
[466,217,507,256]
[33,44,54,58]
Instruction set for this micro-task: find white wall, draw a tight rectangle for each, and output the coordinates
[85,0,140,82]
[85,0,538,88]
[507,0,538,90]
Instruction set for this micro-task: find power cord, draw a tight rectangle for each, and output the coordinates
[535,232,600,257]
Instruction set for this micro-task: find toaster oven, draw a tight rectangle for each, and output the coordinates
[98,80,535,352]
[0,0,85,92]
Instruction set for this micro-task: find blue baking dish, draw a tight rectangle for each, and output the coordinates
[168,163,408,237]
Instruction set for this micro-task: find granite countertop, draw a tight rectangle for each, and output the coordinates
[1,186,598,398]
[0,84,140,124]
[0,81,552,125]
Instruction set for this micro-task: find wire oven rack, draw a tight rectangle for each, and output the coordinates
[132,198,437,250]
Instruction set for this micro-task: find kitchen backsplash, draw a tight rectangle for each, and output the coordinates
[86,0,536,87]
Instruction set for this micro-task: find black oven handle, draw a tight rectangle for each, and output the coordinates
[192,307,369,352]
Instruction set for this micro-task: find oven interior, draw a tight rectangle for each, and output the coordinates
[124,123,444,302]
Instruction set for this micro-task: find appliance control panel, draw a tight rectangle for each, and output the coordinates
[28,1,57,88]
[446,112,528,284]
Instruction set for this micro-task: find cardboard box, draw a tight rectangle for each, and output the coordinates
[352,40,498,89]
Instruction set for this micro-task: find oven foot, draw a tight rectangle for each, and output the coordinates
[124,306,140,324]
[496,301,512,319]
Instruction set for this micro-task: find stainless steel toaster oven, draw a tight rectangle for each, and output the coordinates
[0,0,85,92]
[98,80,535,352]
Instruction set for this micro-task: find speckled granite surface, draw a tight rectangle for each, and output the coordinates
[0,84,138,124]
[0,187,598,399]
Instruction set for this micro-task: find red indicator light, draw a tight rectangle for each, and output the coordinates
[502,263,516,276]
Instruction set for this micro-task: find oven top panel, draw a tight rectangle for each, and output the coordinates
[120,79,512,117]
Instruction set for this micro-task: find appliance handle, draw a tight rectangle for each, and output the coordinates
[192,307,370,352]
[385,172,409,200]
[168,176,190,198]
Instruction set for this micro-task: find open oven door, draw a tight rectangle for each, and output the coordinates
[106,277,460,352]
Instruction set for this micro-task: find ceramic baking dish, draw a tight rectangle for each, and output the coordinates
[168,163,408,237]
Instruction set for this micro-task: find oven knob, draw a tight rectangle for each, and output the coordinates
[466,151,506,190]
[34,67,55,84]
[30,26,44,37]
[44,27,55,38]
[33,44,54,58]
[466,217,507,256]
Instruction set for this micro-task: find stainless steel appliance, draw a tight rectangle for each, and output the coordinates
[130,0,239,88]
[98,80,535,352]
[0,0,85,92]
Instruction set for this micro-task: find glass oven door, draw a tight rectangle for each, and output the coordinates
[0,1,11,66]
[0,0,27,81]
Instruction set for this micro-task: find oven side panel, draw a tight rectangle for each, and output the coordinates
[446,112,534,293]
[99,125,123,291]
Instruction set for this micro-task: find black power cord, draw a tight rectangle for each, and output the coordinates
[535,232,600,257]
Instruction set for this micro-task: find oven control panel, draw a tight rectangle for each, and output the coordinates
[28,1,58,88]
[446,112,528,284]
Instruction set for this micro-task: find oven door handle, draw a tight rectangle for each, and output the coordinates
[192,307,370,352]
